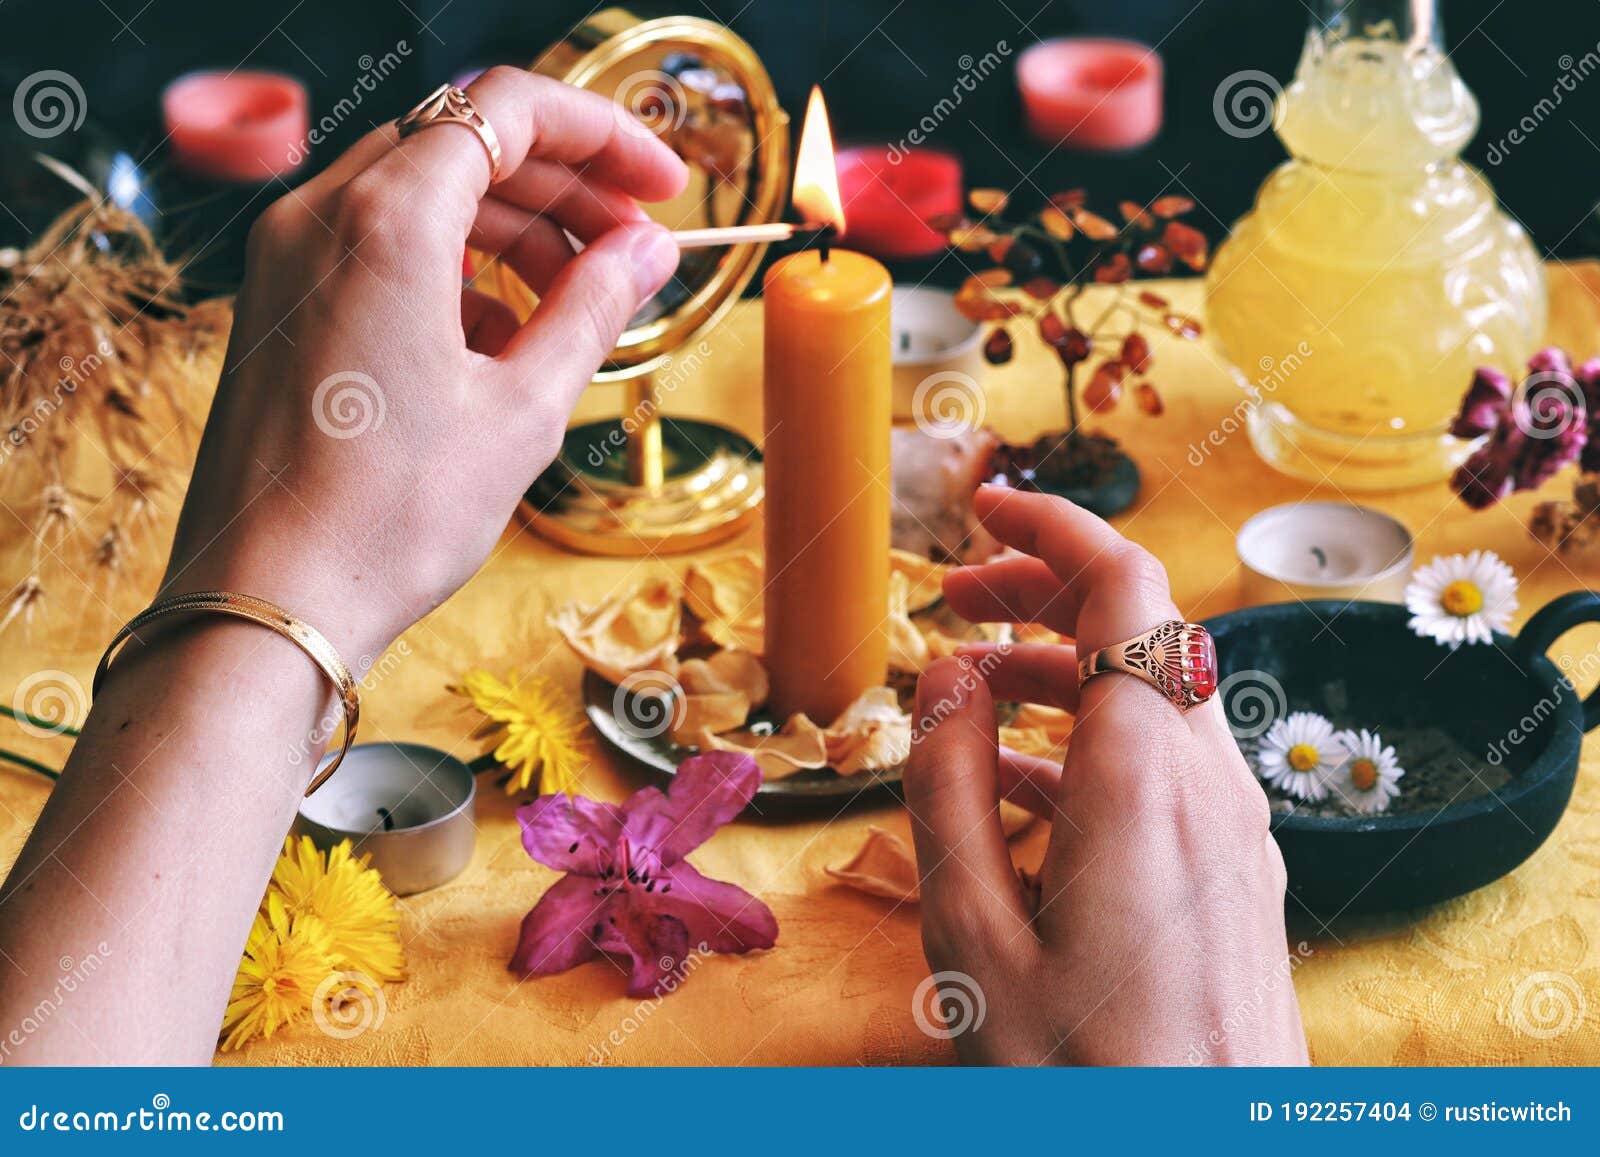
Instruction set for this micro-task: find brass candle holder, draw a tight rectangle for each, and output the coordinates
[473,8,791,555]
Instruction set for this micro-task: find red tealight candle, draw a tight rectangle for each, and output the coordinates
[1016,38,1162,151]
[163,71,310,183]
[834,146,962,260]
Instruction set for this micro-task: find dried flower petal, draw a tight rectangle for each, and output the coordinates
[1135,381,1164,416]
[1049,189,1087,212]
[1138,289,1170,310]
[1150,195,1195,218]
[1450,367,1512,439]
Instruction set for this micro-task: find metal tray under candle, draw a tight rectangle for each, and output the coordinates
[584,608,1010,813]
[584,667,909,811]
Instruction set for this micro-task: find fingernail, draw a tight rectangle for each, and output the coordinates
[915,657,968,720]
[631,226,678,300]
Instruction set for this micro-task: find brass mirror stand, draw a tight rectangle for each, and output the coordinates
[480,8,790,556]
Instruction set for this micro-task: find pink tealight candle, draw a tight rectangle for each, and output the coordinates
[163,71,310,182]
[835,146,962,260]
[1016,38,1163,151]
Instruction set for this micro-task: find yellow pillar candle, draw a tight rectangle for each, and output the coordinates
[762,88,893,724]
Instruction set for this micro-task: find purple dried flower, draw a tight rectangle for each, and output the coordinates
[510,751,776,996]
[1450,366,1512,439]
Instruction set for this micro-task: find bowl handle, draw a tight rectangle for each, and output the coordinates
[1514,591,1600,732]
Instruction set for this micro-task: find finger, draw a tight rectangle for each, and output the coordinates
[973,485,1179,653]
[295,121,401,197]
[488,162,649,240]
[461,288,521,356]
[952,642,1080,712]
[366,68,688,231]
[997,747,1064,819]
[943,555,1083,637]
[468,198,579,296]
[490,222,677,408]
[904,658,1034,939]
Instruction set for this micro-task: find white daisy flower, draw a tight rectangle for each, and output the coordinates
[1256,711,1346,802]
[1330,728,1404,814]
[1405,550,1517,649]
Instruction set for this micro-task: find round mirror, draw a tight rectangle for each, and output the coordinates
[487,7,790,382]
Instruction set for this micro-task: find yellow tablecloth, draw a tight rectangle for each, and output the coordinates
[4,270,1600,1066]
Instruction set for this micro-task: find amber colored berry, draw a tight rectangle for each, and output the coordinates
[1150,195,1195,218]
[1162,220,1209,270]
[1163,312,1203,340]
[1093,253,1132,284]
[1084,361,1127,411]
[1134,381,1164,416]
[1121,332,1152,374]
[984,327,1015,366]
[1135,243,1172,276]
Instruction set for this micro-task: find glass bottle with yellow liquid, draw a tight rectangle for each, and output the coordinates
[1206,0,1545,489]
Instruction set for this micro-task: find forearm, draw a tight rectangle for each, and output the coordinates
[0,618,331,1064]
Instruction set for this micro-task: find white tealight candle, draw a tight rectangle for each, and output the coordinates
[1236,503,1415,605]
[295,742,477,895]
[891,285,985,423]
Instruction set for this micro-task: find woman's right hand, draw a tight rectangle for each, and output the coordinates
[163,67,689,661]
[904,486,1309,1065]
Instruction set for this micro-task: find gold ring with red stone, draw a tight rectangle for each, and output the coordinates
[1076,620,1217,711]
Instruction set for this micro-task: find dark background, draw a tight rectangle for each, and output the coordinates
[4,0,1599,288]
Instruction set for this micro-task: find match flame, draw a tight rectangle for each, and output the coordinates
[792,86,844,235]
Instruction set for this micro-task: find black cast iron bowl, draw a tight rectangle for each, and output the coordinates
[1205,593,1600,916]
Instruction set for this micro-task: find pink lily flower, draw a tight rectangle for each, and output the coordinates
[511,751,777,995]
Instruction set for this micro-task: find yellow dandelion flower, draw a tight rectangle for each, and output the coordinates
[453,669,586,796]
[219,893,334,1052]
[268,836,406,984]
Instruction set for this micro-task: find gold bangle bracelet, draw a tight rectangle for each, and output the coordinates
[93,591,359,796]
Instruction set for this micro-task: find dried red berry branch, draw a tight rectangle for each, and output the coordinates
[934,188,1207,442]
